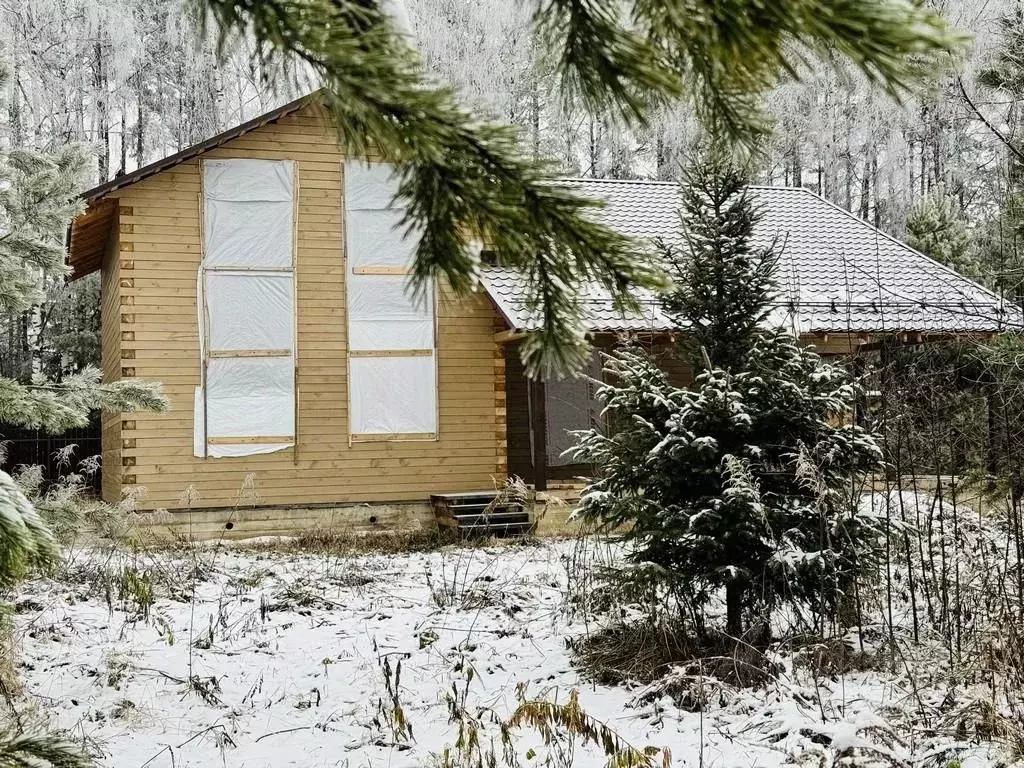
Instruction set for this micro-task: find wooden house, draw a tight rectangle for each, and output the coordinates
[67,95,1013,537]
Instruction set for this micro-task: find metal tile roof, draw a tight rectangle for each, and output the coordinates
[482,179,1018,334]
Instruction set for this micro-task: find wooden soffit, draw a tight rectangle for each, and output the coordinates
[67,198,117,281]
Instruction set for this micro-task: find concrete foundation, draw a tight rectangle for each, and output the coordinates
[127,501,435,543]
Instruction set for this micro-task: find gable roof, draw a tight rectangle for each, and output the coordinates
[67,92,319,280]
[482,178,1016,335]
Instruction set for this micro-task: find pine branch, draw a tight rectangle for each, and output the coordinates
[0,367,168,433]
[0,471,61,591]
[0,728,92,768]
[543,0,965,142]
[533,0,681,124]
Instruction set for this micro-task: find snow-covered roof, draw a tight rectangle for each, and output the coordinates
[482,179,1017,335]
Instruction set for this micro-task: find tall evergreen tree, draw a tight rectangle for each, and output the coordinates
[660,156,778,371]
[0,142,167,433]
[972,8,1024,309]
[572,159,883,638]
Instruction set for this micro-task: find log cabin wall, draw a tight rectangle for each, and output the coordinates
[102,103,504,511]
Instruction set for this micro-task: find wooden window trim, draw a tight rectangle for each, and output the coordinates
[207,436,294,445]
[208,349,292,359]
[348,349,433,358]
[350,432,438,443]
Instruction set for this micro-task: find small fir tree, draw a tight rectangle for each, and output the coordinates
[572,159,884,639]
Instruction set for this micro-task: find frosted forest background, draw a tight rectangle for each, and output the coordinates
[9,2,1024,766]
[2,0,1024,382]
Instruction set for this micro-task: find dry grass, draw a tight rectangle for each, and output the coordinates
[572,620,780,692]
[0,611,18,714]
[238,525,546,557]
[221,526,454,556]
[790,634,886,678]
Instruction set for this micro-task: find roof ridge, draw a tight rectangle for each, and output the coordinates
[556,176,677,186]
[747,185,810,191]
[560,178,819,193]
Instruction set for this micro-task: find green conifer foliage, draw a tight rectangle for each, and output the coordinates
[0,471,59,591]
[0,69,167,434]
[572,159,884,638]
[660,157,778,372]
[906,189,982,284]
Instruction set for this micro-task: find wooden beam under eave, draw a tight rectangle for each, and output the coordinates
[494,329,527,343]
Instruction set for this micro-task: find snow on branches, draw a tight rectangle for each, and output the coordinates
[571,157,884,639]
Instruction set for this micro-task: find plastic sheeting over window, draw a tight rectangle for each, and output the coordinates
[345,161,437,439]
[349,356,437,434]
[194,159,297,458]
[347,277,432,350]
[346,209,419,269]
[205,273,293,351]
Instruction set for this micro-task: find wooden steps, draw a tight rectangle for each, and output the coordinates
[431,491,535,538]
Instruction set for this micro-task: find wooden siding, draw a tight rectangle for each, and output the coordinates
[100,220,121,502]
[105,103,504,511]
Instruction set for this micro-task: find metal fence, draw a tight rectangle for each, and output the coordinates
[0,415,102,491]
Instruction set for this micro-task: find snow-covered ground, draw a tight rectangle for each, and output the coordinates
[9,538,1016,767]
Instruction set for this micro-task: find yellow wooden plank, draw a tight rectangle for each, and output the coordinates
[350,433,438,443]
[205,265,294,273]
[208,349,291,359]
[348,349,432,358]
[206,436,294,445]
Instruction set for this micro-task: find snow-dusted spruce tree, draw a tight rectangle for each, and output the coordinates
[905,188,982,284]
[0,63,165,589]
[572,157,884,640]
